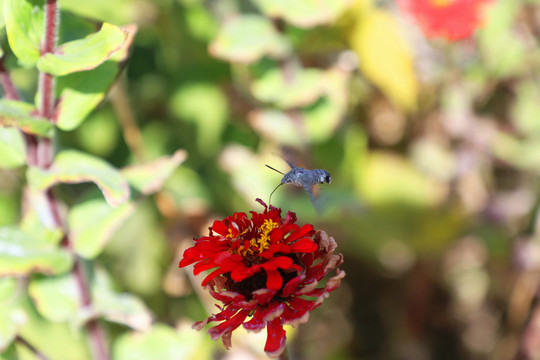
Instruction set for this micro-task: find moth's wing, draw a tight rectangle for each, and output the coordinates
[285,159,296,169]
[303,183,322,215]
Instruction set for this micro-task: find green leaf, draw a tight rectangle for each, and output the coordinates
[0,193,18,228]
[58,0,136,24]
[478,0,526,77]
[22,188,66,242]
[37,23,127,76]
[162,166,211,213]
[0,227,73,276]
[0,99,53,137]
[28,274,80,323]
[492,131,540,170]
[56,61,119,131]
[253,0,353,28]
[27,150,130,207]
[20,199,64,246]
[303,97,344,142]
[0,128,26,169]
[113,324,206,360]
[17,297,90,359]
[104,201,167,296]
[29,269,152,330]
[55,25,137,131]
[251,68,325,109]
[512,80,540,135]
[250,69,348,144]
[249,110,303,147]
[170,83,228,155]
[90,269,152,330]
[0,277,17,301]
[77,109,120,157]
[69,198,136,259]
[121,150,187,195]
[209,15,291,64]
[0,344,17,360]
[4,0,43,66]
[359,152,446,206]
[219,146,279,205]
[0,278,26,352]
[0,3,6,30]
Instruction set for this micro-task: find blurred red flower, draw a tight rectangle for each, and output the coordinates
[179,199,345,358]
[397,0,494,40]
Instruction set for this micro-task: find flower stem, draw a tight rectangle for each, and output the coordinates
[39,0,57,120]
[35,1,110,359]
[16,336,50,360]
[37,0,58,168]
[0,58,20,100]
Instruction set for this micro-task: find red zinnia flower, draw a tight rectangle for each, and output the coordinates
[397,0,494,41]
[179,199,345,358]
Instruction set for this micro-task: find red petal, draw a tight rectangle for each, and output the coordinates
[288,297,315,311]
[212,220,229,236]
[178,257,196,268]
[281,274,305,298]
[264,318,287,358]
[263,302,285,322]
[285,224,314,243]
[281,307,310,327]
[252,288,277,304]
[208,309,250,343]
[201,267,227,286]
[192,261,217,275]
[230,264,261,282]
[289,238,318,253]
[397,0,493,40]
[208,289,245,303]
[243,309,266,331]
[262,256,293,270]
[255,198,268,212]
[213,250,234,264]
[265,270,283,290]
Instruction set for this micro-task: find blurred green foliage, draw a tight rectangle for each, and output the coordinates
[1,0,540,359]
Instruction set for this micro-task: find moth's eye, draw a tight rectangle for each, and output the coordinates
[325,175,331,183]
[286,179,293,184]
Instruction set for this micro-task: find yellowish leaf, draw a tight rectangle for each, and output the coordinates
[350,9,418,111]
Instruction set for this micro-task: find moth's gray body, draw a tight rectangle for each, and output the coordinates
[266,160,331,210]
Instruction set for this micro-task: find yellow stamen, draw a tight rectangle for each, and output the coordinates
[256,219,279,253]
[230,219,279,256]
[226,228,248,239]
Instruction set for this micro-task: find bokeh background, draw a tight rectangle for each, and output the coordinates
[3,0,540,359]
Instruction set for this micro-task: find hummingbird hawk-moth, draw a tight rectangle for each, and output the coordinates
[266,160,331,211]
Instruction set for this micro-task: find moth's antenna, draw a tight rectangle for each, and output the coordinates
[265,164,285,175]
[269,183,282,205]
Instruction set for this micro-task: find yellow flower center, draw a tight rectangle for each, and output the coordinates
[252,219,279,253]
[231,219,279,256]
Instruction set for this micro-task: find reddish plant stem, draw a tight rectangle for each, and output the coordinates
[0,59,20,100]
[16,336,50,360]
[37,0,57,169]
[0,58,38,165]
[39,0,56,120]
[36,1,110,359]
